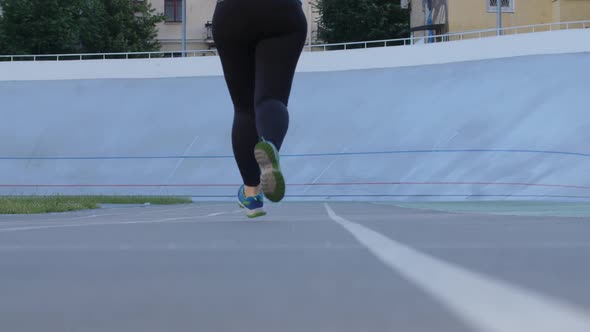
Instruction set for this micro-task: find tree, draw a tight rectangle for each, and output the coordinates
[81,0,165,53]
[0,0,165,55]
[0,14,5,54]
[315,0,410,44]
[0,0,82,54]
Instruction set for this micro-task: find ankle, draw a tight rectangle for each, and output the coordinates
[244,185,259,197]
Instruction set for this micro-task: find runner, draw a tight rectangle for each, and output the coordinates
[212,0,308,217]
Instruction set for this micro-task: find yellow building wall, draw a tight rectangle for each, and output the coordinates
[554,0,590,22]
[553,0,562,22]
[447,0,553,32]
[152,0,217,51]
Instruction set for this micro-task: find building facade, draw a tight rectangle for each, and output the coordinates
[410,0,590,41]
[150,0,319,51]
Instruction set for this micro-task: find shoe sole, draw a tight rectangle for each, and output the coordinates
[238,202,267,218]
[254,141,285,203]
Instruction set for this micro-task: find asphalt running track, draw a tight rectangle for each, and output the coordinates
[1,202,590,332]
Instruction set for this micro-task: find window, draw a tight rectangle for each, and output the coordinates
[165,0,183,22]
[487,0,515,13]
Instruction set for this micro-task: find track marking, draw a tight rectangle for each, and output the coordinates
[0,213,125,225]
[0,243,364,252]
[372,202,590,219]
[40,213,129,222]
[139,203,223,215]
[0,204,231,226]
[0,210,242,233]
[166,134,200,183]
[208,212,230,217]
[325,203,590,332]
[301,147,348,196]
[67,213,124,220]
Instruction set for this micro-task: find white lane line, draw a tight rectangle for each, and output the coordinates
[0,204,231,225]
[0,243,363,252]
[0,213,130,226]
[140,203,233,215]
[69,213,125,220]
[324,203,590,332]
[166,135,200,183]
[372,202,590,220]
[301,147,348,196]
[41,213,128,222]
[0,210,241,233]
[208,211,230,217]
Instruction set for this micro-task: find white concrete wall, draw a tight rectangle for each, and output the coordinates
[2,29,589,81]
[1,30,589,200]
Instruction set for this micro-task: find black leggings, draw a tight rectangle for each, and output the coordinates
[212,0,307,187]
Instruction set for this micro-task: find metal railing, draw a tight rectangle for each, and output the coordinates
[0,49,218,62]
[1,20,588,62]
[308,20,590,51]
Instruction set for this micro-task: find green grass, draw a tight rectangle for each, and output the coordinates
[0,196,192,215]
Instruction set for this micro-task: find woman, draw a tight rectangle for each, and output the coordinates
[212,0,308,218]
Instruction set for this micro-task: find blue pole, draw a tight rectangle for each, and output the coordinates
[182,0,187,56]
[497,0,502,36]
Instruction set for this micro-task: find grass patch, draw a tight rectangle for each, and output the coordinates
[0,196,192,215]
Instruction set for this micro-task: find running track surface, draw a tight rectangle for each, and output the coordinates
[1,202,590,332]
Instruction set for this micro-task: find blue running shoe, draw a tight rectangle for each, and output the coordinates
[254,139,285,203]
[237,185,266,218]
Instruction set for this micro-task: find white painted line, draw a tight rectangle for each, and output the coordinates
[139,204,203,215]
[371,202,590,220]
[70,214,116,220]
[0,204,230,226]
[0,217,192,232]
[166,135,200,183]
[0,210,240,233]
[0,213,130,226]
[208,212,229,217]
[41,213,128,222]
[140,203,232,215]
[0,243,364,252]
[324,203,590,332]
[302,147,348,196]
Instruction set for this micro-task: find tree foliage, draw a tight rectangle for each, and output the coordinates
[315,0,410,44]
[0,0,165,55]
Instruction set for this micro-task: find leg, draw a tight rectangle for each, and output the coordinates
[232,110,261,189]
[252,29,307,202]
[254,30,307,150]
[213,12,261,189]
